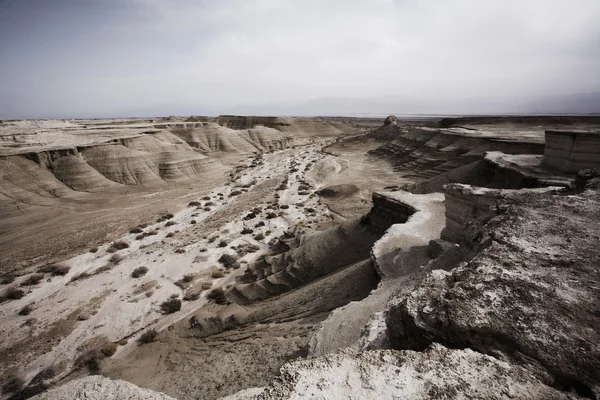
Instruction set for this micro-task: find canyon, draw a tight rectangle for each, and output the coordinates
[0,115,599,399]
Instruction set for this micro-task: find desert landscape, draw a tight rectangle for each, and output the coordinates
[1,0,600,398]
[0,114,599,399]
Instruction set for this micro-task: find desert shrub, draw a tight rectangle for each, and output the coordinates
[218,240,229,248]
[229,190,242,197]
[75,349,103,374]
[135,234,147,240]
[160,299,181,314]
[131,267,149,278]
[166,232,175,238]
[101,342,118,357]
[39,264,70,276]
[165,221,176,227]
[52,265,70,276]
[208,236,218,243]
[241,228,253,234]
[175,248,185,254]
[147,230,159,236]
[109,254,123,264]
[138,329,158,344]
[266,212,277,219]
[70,272,90,282]
[18,304,33,316]
[211,270,225,279]
[183,291,200,301]
[280,204,289,209]
[202,196,211,200]
[218,253,238,268]
[110,241,130,251]
[106,246,117,253]
[207,287,227,305]
[164,213,174,219]
[255,221,265,227]
[93,264,113,275]
[0,275,15,285]
[202,282,212,290]
[244,213,256,220]
[191,219,198,224]
[21,273,44,286]
[129,227,143,234]
[2,375,25,393]
[89,247,99,253]
[118,338,128,345]
[2,286,25,301]
[253,233,265,241]
[183,274,195,282]
[204,201,214,206]
[265,230,272,236]
[199,248,207,253]
[188,201,201,207]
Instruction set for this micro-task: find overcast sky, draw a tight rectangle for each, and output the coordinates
[0,0,599,118]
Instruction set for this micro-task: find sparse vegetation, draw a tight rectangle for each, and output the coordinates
[160,298,181,314]
[253,233,265,241]
[183,291,201,301]
[165,221,176,227]
[138,329,158,344]
[21,273,44,286]
[70,272,91,282]
[241,227,254,234]
[2,286,25,301]
[207,287,228,305]
[0,275,15,285]
[131,267,149,278]
[188,201,201,207]
[211,270,225,279]
[109,253,123,264]
[129,227,143,234]
[109,241,130,251]
[93,264,113,275]
[101,342,118,357]
[218,253,238,268]
[166,232,175,238]
[266,212,277,219]
[89,247,99,253]
[118,338,128,345]
[175,248,186,254]
[38,264,70,276]
[218,240,229,248]
[18,304,33,315]
[229,190,242,197]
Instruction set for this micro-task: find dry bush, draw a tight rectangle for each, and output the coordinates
[18,304,33,316]
[280,204,289,209]
[218,240,229,248]
[253,233,265,241]
[229,190,242,197]
[165,221,176,227]
[183,291,200,301]
[255,221,265,227]
[75,349,103,375]
[208,236,218,243]
[138,329,158,344]
[93,264,113,275]
[183,274,195,282]
[202,282,212,290]
[202,196,211,200]
[147,230,159,235]
[1,275,15,285]
[218,253,238,268]
[89,247,99,253]
[118,338,128,345]
[164,213,174,219]
[110,241,130,251]
[266,212,277,219]
[100,342,118,357]
[241,228,254,235]
[70,272,91,282]
[207,287,227,305]
[109,254,123,264]
[188,201,201,207]
[3,286,25,300]
[129,227,143,234]
[166,232,175,238]
[131,267,149,278]
[160,299,181,314]
[175,248,185,254]
[211,270,225,279]
[21,273,44,286]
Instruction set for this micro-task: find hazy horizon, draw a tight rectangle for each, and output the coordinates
[1,0,599,119]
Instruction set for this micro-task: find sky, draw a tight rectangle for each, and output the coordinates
[0,0,599,118]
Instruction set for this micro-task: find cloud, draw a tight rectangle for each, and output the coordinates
[0,0,599,117]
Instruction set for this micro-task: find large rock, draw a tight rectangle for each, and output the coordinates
[223,344,574,399]
[387,186,600,398]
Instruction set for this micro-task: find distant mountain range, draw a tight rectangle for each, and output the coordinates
[228,92,600,117]
[1,91,599,120]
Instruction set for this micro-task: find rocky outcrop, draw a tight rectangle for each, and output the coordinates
[368,124,544,180]
[216,116,352,137]
[224,344,574,400]
[543,130,600,173]
[386,186,600,398]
